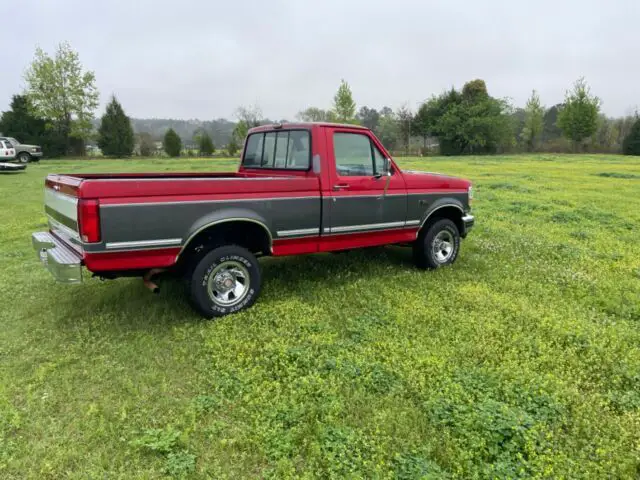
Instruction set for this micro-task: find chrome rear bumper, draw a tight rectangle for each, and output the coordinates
[32,232,83,284]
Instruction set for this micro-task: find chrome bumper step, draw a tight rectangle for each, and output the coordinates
[32,232,83,284]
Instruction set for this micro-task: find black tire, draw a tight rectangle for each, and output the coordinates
[17,152,31,164]
[413,219,460,270]
[189,245,261,318]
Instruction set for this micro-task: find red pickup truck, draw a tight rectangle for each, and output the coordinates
[32,122,474,317]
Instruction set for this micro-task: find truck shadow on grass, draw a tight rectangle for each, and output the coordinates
[48,246,418,332]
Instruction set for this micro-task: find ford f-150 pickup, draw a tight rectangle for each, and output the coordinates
[32,122,474,317]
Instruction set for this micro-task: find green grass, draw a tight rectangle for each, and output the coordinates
[1,154,639,478]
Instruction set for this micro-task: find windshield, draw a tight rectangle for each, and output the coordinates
[7,138,19,146]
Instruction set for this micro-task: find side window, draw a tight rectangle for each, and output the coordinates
[286,131,310,169]
[274,132,289,168]
[333,133,374,177]
[262,132,277,167]
[243,133,264,167]
[373,145,387,174]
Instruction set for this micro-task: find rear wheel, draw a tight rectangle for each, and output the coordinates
[189,245,261,318]
[413,219,460,269]
[18,152,31,163]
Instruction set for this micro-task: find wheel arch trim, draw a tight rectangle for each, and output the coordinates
[177,217,273,259]
[417,202,465,237]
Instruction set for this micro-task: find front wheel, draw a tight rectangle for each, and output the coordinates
[413,219,461,269]
[189,245,261,318]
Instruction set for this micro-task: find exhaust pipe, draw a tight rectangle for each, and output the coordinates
[143,268,165,294]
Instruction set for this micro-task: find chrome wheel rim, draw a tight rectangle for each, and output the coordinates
[207,261,250,307]
[19,154,29,163]
[432,230,454,263]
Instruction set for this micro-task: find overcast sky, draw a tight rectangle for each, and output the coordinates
[3,0,638,120]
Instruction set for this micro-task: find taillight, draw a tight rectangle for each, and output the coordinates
[78,199,101,243]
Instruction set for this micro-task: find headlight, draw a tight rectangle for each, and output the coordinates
[31,148,37,152]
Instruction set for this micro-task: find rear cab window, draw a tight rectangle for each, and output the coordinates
[242,130,311,170]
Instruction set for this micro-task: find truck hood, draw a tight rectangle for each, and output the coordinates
[17,144,41,149]
[403,169,471,189]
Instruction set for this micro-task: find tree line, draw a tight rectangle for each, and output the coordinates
[1,42,639,158]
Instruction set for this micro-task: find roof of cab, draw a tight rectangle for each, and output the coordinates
[248,122,369,134]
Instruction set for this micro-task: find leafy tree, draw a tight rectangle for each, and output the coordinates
[356,106,380,131]
[412,99,441,149]
[622,116,640,155]
[419,82,513,155]
[137,132,155,156]
[521,90,545,151]
[557,77,600,150]
[24,42,99,154]
[232,120,249,145]
[396,105,413,153]
[197,131,215,156]
[332,79,356,123]
[297,107,332,122]
[0,94,66,157]
[97,96,134,157]
[163,128,182,157]
[462,79,489,101]
[376,111,399,151]
[542,104,563,143]
[236,105,262,128]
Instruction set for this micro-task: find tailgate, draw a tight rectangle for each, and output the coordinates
[44,175,83,253]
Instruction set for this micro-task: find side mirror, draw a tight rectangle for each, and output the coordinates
[384,158,392,175]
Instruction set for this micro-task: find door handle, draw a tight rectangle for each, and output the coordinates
[333,183,349,191]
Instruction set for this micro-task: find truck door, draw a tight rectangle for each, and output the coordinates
[324,128,407,236]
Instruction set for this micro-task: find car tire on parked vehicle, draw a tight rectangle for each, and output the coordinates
[17,152,31,163]
[189,245,262,318]
[413,218,461,270]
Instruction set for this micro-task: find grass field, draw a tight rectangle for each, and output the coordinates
[1,154,639,479]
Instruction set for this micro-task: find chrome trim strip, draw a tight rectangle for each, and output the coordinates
[105,238,182,250]
[277,227,320,237]
[405,220,421,226]
[45,188,78,220]
[332,193,406,199]
[47,215,81,242]
[328,221,405,234]
[92,176,294,182]
[462,214,474,223]
[407,191,467,196]
[102,196,320,207]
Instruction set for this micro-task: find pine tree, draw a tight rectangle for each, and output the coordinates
[163,128,182,157]
[622,117,640,156]
[97,96,134,157]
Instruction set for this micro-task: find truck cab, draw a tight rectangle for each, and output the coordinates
[32,122,474,318]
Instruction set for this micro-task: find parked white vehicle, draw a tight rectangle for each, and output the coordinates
[0,140,25,171]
